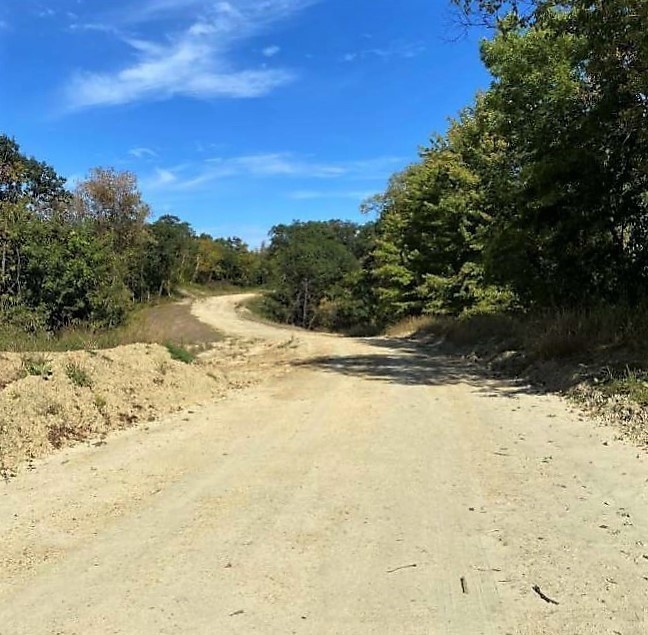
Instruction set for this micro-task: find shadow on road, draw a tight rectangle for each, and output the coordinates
[294,336,545,398]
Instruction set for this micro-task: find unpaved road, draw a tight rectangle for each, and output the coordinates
[2,295,648,634]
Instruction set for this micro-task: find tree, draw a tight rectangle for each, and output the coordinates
[73,167,151,303]
[266,221,360,328]
[147,215,196,296]
[0,135,69,218]
[18,220,119,329]
[365,101,515,322]
[73,167,149,250]
[477,3,648,305]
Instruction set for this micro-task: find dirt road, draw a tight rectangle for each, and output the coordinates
[2,294,648,634]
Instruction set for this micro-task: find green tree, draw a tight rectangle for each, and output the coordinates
[478,3,648,305]
[73,167,151,304]
[148,215,196,296]
[266,221,361,328]
[366,102,514,322]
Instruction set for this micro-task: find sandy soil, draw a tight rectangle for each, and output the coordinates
[1,294,648,634]
[0,320,294,477]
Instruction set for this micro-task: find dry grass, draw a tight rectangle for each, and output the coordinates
[115,301,222,348]
[0,289,295,478]
[389,306,648,410]
[385,315,437,338]
[388,313,522,351]
[0,300,223,353]
[394,306,648,362]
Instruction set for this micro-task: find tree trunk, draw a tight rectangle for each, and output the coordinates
[302,279,309,328]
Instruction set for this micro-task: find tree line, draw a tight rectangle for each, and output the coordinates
[264,0,648,332]
[0,136,266,332]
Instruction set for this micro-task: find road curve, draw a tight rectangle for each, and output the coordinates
[1,294,647,634]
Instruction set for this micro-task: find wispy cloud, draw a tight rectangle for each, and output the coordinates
[206,153,347,178]
[288,189,372,201]
[36,7,56,19]
[65,173,84,187]
[129,147,158,159]
[342,41,426,63]
[64,1,316,111]
[150,167,178,187]
[142,152,405,191]
[262,45,281,58]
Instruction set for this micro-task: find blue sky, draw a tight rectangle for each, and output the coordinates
[0,0,490,246]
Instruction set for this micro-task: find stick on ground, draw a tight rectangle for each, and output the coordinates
[386,563,418,574]
[532,585,559,605]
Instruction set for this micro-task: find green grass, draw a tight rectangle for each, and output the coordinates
[596,366,648,406]
[20,354,53,378]
[164,342,196,364]
[65,361,93,388]
[242,294,274,320]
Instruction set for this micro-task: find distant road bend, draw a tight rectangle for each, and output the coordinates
[1,293,647,634]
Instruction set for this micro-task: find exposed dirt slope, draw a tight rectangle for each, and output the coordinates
[0,332,294,477]
[1,294,647,634]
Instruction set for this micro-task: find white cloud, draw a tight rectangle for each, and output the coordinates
[37,8,56,18]
[143,152,405,191]
[208,153,346,178]
[150,167,178,187]
[129,146,158,159]
[342,41,426,63]
[288,189,372,201]
[64,1,316,110]
[262,45,281,58]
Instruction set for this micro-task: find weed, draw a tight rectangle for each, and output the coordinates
[277,335,298,349]
[42,401,62,416]
[47,423,85,449]
[165,342,195,364]
[597,365,648,406]
[65,362,93,388]
[94,395,110,420]
[20,354,52,378]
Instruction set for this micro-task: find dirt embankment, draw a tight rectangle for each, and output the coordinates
[0,332,296,478]
[386,313,648,452]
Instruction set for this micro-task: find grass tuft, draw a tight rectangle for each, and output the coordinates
[65,361,93,388]
[20,354,53,378]
[595,365,648,406]
[165,342,195,364]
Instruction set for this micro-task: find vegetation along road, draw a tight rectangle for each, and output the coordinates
[1,294,648,634]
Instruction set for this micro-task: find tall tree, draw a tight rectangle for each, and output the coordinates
[267,221,360,328]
